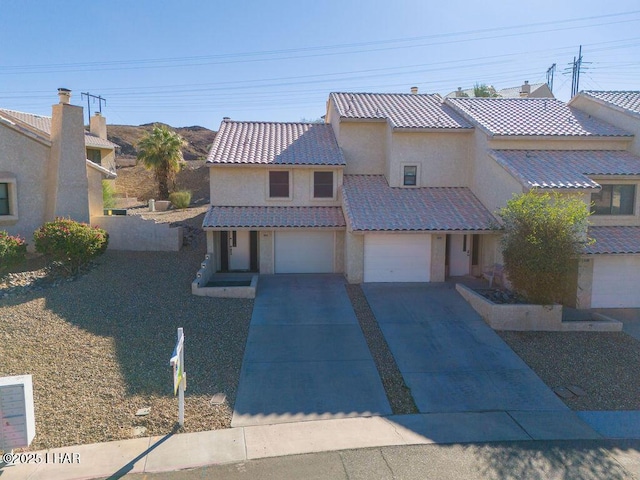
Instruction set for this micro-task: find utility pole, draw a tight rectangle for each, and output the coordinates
[546,63,556,93]
[563,46,591,98]
[80,92,107,124]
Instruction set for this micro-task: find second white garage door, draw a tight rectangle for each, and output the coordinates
[591,255,640,308]
[364,233,431,282]
[274,231,335,273]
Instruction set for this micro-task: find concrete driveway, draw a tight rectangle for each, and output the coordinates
[231,275,391,427]
[362,283,569,414]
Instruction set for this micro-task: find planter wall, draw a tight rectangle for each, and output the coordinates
[456,284,563,331]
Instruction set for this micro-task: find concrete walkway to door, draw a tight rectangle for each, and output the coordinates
[231,275,391,427]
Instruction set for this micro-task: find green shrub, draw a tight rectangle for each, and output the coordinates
[497,191,592,305]
[169,190,191,209]
[102,180,117,209]
[0,231,27,275]
[34,218,109,275]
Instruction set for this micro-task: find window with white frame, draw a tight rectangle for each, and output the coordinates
[403,165,418,186]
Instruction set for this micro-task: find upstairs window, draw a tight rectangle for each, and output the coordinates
[314,171,334,198]
[592,184,636,215]
[87,148,102,165]
[403,165,417,186]
[0,183,9,215]
[269,171,290,198]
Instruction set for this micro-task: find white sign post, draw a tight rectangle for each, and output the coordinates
[169,328,186,427]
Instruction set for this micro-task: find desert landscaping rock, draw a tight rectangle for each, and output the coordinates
[345,284,418,415]
[0,208,252,450]
[499,331,640,411]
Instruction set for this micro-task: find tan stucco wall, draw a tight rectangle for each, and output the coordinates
[48,103,90,223]
[430,233,446,281]
[338,122,387,175]
[344,231,364,283]
[93,215,183,251]
[387,131,472,187]
[259,230,274,274]
[0,125,49,241]
[570,96,640,155]
[87,167,104,218]
[470,132,525,214]
[209,166,343,207]
[576,256,594,309]
[335,230,345,273]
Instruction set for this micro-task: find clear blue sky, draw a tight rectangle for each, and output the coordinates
[1,0,639,129]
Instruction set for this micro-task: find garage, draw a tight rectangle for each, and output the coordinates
[591,255,640,308]
[364,233,431,282]
[274,231,335,273]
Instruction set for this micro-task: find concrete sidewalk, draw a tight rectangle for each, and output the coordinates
[2,412,639,480]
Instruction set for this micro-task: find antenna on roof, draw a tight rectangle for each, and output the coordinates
[80,92,106,125]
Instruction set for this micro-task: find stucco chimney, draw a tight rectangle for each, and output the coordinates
[90,112,107,140]
[57,87,71,104]
[46,89,90,222]
[520,81,531,97]
[410,86,418,95]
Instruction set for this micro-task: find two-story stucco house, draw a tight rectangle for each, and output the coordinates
[0,89,118,243]
[202,89,640,309]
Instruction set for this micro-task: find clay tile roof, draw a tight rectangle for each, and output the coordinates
[580,91,640,116]
[342,175,497,231]
[491,150,640,190]
[0,108,119,149]
[586,226,640,254]
[207,120,345,165]
[202,206,346,229]
[446,97,632,137]
[330,92,473,129]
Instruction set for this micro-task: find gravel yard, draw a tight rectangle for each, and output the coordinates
[1,208,253,450]
[498,331,640,411]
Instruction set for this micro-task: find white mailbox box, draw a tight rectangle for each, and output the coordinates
[0,375,36,451]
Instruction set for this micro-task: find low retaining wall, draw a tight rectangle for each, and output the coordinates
[91,215,183,251]
[192,254,257,298]
[456,284,621,332]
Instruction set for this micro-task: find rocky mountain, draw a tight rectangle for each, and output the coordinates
[107,123,216,161]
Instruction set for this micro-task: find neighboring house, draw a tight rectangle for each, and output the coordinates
[202,90,640,308]
[0,89,118,243]
[447,81,554,99]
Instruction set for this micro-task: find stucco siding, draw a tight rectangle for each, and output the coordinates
[387,131,472,187]
[87,167,104,218]
[338,122,387,175]
[470,132,524,214]
[0,124,49,241]
[209,166,343,207]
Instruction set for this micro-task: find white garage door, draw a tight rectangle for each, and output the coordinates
[275,231,334,273]
[591,256,640,308]
[364,233,431,282]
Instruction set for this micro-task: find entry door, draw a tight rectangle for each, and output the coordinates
[229,230,250,270]
[449,234,470,276]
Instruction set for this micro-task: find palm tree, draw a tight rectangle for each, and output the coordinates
[137,124,185,199]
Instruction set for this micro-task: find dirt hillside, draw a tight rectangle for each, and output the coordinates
[108,124,216,204]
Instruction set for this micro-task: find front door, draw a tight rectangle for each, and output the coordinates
[229,230,250,271]
[448,234,471,276]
